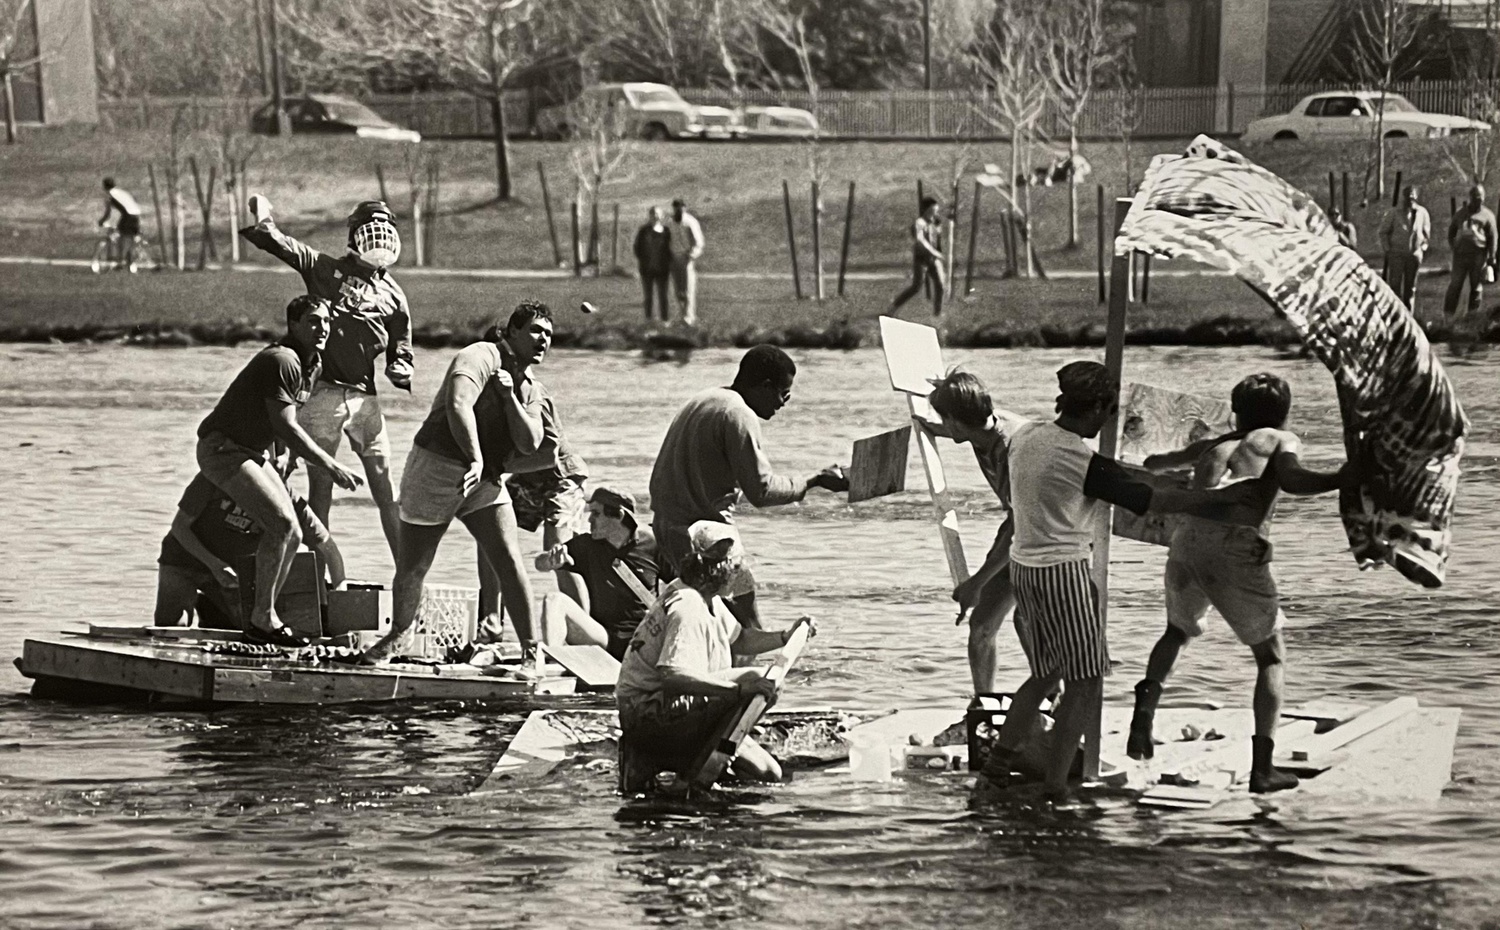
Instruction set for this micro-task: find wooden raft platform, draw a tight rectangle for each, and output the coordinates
[14,626,615,706]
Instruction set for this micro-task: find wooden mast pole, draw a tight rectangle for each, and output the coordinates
[1085,197,1132,780]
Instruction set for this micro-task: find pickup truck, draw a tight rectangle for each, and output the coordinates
[535,82,742,141]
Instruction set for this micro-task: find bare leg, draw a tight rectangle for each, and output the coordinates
[153,568,200,627]
[967,576,1016,694]
[382,520,449,654]
[213,459,300,629]
[729,736,782,782]
[993,672,1061,756]
[307,468,334,533]
[361,454,401,562]
[477,547,503,643]
[1044,675,1102,797]
[540,591,609,649]
[1249,631,1286,739]
[462,503,536,647]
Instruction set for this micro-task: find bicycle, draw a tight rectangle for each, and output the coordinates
[91,223,159,274]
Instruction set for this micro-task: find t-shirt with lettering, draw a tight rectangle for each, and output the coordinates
[159,474,330,571]
[565,530,659,653]
[197,341,319,454]
[616,580,740,711]
[412,341,545,480]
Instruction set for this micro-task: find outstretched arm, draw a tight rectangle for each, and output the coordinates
[240,217,322,274]
[1143,437,1220,473]
[1271,450,1346,495]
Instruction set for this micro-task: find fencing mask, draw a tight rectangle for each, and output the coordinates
[347,200,401,268]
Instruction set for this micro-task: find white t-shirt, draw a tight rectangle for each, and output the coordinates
[1008,420,1102,567]
[616,579,741,708]
[668,212,704,259]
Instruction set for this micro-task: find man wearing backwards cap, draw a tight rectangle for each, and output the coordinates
[240,196,413,560]
[616,520,814,784]
[649,344,848,630]
[533,485,660,659]
[981,360,1264,805]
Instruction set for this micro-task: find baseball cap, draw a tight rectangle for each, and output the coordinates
[688,520,743,562]
[588,485,636,516]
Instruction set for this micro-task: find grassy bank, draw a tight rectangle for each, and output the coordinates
[2,130,1489,280]
[12,260,1495,350]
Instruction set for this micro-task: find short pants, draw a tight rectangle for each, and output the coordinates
[617,692,738,767]
[195,432,272,488]
[398,443,508,526]
[154,562,241,628]
[118,214,141,238]
[1011,558,1109,682]
[1165,519,1284,646]
[506,470,587,534]
[299,382,390,459]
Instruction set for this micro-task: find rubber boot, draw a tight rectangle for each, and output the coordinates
[1126,679,1163,760]
[1249,735,1300,794]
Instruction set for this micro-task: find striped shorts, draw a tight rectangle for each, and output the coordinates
[1011,559,1110,682]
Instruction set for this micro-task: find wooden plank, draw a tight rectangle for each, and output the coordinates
[878,316,944,395]
[1276,696,1419,770]
[85,624,246,643]
[1112,382,1235,545]
[480,711,577,787]
[848,426,911,503]
[20,639,213,700]
[687,625,812,790]
[538,643,620,689]
[1296,707,1459,803]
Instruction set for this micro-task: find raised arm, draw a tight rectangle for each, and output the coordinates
[1142,437,1220,473]
[240,217,322,274]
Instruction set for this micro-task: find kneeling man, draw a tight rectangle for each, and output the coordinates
[616,522,814,784]
[533,485,659,660]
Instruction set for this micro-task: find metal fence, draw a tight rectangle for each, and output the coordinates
[97,79,1491,142]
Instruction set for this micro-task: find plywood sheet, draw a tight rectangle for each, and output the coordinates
[878,316,944,395]
[849,426,911,503]
[539,643,621,689]
[1113,381,1234,546]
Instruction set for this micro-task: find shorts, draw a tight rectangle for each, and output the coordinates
[618,692,737,767]
[506,471,587,534]
[119,214,141,238]
[1165,520,1284,646]
[398,443,509,526]
[155,562,241,628]
[299,381,389,459]
[1011,559,1109,682]
[652,519,757,598]
[195,432,270,488]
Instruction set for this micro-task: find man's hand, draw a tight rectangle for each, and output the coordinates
[385,358,413,391]
[460,461,483,497]
[739,675,780,704]
[951,574,984,623]
[212,563,239,590]
[324,460,364,492]
[247,193,273,224]
[787,615,818,641]
[1337,460,1363,492]
[492,368,515,392]
[544,543,573,571]
[809,464,849,493]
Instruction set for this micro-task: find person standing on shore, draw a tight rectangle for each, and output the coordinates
[1125,373,1351,794]
[648,345,848,630]
[1443,184,1497,319]
[361,302,552,664]
[1381,186,1430,310]
[667,198,704,325]
[240,196,413,561]
[890,197,946,317]
[195,295,363,646]
[634,206,673,321]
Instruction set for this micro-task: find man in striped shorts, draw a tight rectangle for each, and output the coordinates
[982,361,1261,804]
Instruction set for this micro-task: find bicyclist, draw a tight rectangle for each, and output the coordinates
[99,177,144,272]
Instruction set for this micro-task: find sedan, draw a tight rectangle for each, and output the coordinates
[251,95,421,143]
[741,105,819,140]
[1242,91,1489,143]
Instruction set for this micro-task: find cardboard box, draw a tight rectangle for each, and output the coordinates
[236,549,326,640]
[326,584,394,638]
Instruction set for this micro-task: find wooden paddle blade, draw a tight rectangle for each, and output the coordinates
[849,426,911,503]
[538,643,621,689]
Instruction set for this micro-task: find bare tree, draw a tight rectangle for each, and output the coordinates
[1041,0,1122,249]
[1443,0,1500,185]
[966,0,1049,276]
[1,0,46,143]
[284,0,567,201]
[566,85,634,272]
[1345,0,1428,200]
[1103,62,1145,195]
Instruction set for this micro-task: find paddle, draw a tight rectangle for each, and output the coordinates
[686,624,812,790]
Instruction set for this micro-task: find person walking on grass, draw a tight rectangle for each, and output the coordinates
[360,302,552,665]
[1126,374,1352,794]
[668,198,704,325]
[241,196,413,561]
[1444,184,1497,319]
[194,296,363,647]
[634,206,673,322]
[1381,185,1430,311]
[890,197,945,317]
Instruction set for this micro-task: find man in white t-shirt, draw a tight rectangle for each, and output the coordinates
[981,361,1262,804]
[667,198,705,324]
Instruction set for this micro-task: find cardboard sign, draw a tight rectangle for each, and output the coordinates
[878,316,944,395]
[849,426,911,503]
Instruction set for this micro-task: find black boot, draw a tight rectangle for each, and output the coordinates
[1249,735,1299,794]
[1126,679,1163,760]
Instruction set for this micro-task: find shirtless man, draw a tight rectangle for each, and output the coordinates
[890,197,945,316]
[1127,373,1351,794]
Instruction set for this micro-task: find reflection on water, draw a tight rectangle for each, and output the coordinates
[1,344,1498,928]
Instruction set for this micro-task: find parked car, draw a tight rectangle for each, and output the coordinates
[1241,91,1489,143]
[250,95,421,143]
[535,82,743,140]
[741,105,819,139]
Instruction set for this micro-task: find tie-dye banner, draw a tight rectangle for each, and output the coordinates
[1116,135,1467,588]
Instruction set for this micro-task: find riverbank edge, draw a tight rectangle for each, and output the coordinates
[6,314,1496,351]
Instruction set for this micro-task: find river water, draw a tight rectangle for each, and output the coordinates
[1,342,1498,929]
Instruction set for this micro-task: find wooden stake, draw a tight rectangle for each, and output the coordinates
[811,180,824,301]
[611,202,620,272]
[946,179,959,298]
[412,199,425,267]
[782,180,803,299]
[147,163,167,271]
[1096,184,1106,303]
[1140,253,1151,304]
[588,198,601,272]
[225,172,240,264]
[1342,171,1350,217]
[964,179,981,295]
[570,199,582,277]
[1000,208,1015,278]
[426,162,441,266]
[1392,170,1403,207]
[1328,171,1336,212]
[837,180,855,297]
[539,162,562,267]
[919,180,930,298]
